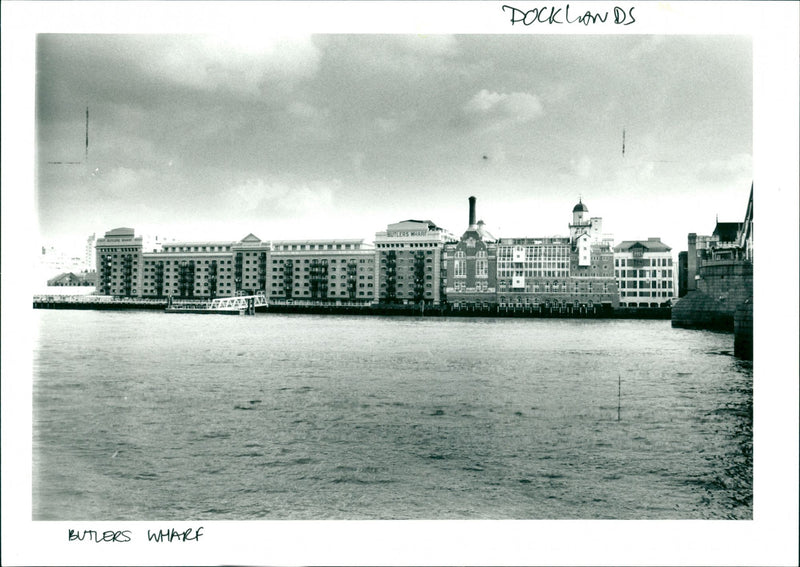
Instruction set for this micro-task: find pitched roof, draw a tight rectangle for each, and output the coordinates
[614,239,672,252]
[239,233,262,243]
[460,223,497,243]
[713,222,742,243]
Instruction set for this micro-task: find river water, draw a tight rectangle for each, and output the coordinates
[32,310,752,520]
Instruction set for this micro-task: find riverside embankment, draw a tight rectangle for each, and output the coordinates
[33,295,670,320]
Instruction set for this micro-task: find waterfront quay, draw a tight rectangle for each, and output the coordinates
[33,293,672,320]
[33,295,166,310]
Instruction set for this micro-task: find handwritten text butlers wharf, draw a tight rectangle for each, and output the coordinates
[502,4,636,26]
[67,527,204,543]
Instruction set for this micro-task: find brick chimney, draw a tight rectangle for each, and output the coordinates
[469,196,477,228]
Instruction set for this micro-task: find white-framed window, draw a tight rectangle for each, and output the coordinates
[454,250,466,277]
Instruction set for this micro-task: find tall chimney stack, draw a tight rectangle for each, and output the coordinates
[468,196,477,228]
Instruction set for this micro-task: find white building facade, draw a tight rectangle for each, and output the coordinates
[613,238,675,308]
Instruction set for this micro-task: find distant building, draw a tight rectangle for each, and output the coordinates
[613,238,675,308]
[39,245,84,281]
[47,272,95,287]
[143,238,240,299]
[374,219,454,305]
[95,227,143,296]
[268,239,375,303]
[85,233,96,271]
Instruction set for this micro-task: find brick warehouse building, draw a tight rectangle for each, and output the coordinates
[442,196,498,307]
[444,198,618,311]
[374,219,455,305]
[96,228,376,303]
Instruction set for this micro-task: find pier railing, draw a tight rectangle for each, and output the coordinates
[33,295,167,305]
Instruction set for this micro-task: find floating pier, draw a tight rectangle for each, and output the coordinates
[165,294,267,315]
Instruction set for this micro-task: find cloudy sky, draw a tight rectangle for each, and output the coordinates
[36,33,752,254]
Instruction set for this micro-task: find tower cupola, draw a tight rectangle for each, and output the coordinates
[572,198,588,225]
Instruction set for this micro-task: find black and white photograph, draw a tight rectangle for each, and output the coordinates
[2,1,798,566]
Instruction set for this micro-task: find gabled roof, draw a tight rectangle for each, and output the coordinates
[239,233,262,243]
[614,239,672,252]
[460,223,497,244]
[713,222,742,243]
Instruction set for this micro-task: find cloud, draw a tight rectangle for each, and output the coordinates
[396,35,459,57]
[227,178,336,217]
[138,35,321,97]
[463,89,544,126]
[695,153,753,183]
[570,156,593,178]
[99,166,157,196]
[287,101,325,120]
[349,152,366,175]
[375,117,400,133]
[627,35,667,60]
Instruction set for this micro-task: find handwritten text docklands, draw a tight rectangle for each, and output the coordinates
[502,4,636,26]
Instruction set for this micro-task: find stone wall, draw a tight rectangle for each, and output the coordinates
[696,260,753,317]
[671,290,734,331]
[671,259,753,359]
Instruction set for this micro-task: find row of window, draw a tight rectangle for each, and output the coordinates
[498,298,596,307]
[620,291,674,297]
[452,281,491,292]
[619,280,673,289]
[496,280,612,294]
[453,250,488,258]
[274,243,360,251]
[144,259,232,265]
[270,290,374,296]
[376,243,440,248]
[273,258,371,264]
[497,246,571,259]
[616,257,673,267]
[163,246,232,253]
[616,269,673,278]
[272,281,374,288]
[380,283,434,288]
[453,259,488,277]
